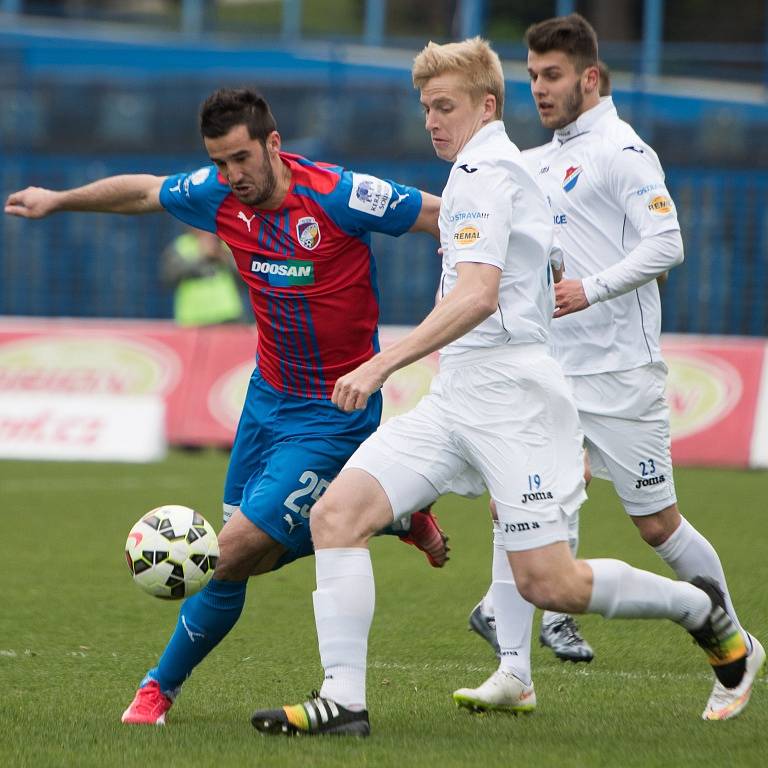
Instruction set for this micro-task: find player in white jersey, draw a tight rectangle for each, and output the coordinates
[248,37,748,737]
[469,60,612,667]
[462,14,763,723]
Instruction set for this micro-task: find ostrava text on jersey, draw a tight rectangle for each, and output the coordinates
[160,155,422,398]
[523,97,681,375]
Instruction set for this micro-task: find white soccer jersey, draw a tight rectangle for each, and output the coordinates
[439,121,556,357]
[523,97,681,375]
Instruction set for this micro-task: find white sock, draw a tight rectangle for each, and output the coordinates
[314,548,374,710]
[481,589,494,616]
[491,525,534,685]
[586,558,710,630]
[653,515,746,641]
[543,512,580,626]
[479,527,495,616]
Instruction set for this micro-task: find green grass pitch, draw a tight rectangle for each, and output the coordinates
[2,452,765,767]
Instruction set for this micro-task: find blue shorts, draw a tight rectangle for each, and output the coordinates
[223,368,382,570]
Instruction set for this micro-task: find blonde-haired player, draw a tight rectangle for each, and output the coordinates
[250,36,748,737]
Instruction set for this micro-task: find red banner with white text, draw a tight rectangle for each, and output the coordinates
[0,319,766,467]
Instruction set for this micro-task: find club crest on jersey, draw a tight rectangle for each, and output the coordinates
[562,165,583,192]
[454,225,481,247]
[296,216,321,250]
[250,256,315,286]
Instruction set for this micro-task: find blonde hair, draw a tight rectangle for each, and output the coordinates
[412,37,504,119]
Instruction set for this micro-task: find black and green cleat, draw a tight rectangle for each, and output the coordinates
[689,576,748,689]
[251,692,370,737]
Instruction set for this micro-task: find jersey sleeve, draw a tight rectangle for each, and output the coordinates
[446,162,513,270]
[606,146,681,237]
[159,165,229,233]
[323,170,422,237]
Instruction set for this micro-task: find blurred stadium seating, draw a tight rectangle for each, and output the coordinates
[1,2,767,333]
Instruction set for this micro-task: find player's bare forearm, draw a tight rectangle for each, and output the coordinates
[332,263,499,412]
[4,174,166,218]
[410,191,441,239]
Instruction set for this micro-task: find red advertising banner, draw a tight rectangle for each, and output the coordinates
[662,335,767,467]
[0,320,766,467]
[176,325,258,446]
[0,318,197,440]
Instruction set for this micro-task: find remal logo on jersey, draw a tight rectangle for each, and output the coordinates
[562,165,583,192]
[454,225,481,247]
[250,257,315,286]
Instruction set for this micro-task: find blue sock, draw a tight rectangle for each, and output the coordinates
[144,578,247,694]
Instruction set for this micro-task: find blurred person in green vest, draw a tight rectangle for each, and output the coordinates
[162,226,245,326]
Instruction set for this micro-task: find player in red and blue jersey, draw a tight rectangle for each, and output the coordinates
[4,87,446,726]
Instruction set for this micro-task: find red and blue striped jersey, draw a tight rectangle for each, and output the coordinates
[160,153,422,399]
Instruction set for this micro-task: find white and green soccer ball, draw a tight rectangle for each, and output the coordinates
[125,505,219,600]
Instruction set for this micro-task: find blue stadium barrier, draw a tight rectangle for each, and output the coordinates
[2,155,767,336]
[1,30,766,336]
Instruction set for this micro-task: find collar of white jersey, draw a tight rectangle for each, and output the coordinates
[554,96,616,145]
[456,120,506,163]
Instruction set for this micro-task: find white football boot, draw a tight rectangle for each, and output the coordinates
[702,634,765,721]
[453,669,536,714]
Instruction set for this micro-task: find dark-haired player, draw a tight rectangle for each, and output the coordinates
[5,87,448,725]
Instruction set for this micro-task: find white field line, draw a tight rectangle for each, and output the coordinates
[369,659,768,686]
[1,650,764,688]
[2,475,193,493]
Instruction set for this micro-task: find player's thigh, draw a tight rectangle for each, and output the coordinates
[310,467,400,547]
[222,369,275,524]
[574,365,676,516]
[450,356,586,551]
[344,393,468,522]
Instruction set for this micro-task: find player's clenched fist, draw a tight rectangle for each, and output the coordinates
[4,187,59,218]
[553,278,590,318]
[332,356,388,413]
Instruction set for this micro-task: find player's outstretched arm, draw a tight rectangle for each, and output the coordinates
[4,174,167,219]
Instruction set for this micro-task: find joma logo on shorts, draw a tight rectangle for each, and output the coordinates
[521,491,554,504]
[504,521,541,533]
[635,474,666,489]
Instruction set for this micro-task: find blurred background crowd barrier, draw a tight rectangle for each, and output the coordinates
[2,319,766,467]
[1,0,767,334]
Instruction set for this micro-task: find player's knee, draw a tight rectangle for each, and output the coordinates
[633,507,679,547]
[514,571,562,609]
[308,495,335,539]
[214,534,253,580]
[516,560,586,610]
[214,516,282,579]
[310,495,361,546]
[311,474,385,547]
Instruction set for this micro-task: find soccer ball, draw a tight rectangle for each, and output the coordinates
[125,505,219,599]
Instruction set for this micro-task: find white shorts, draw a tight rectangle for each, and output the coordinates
[568,362,676,516]
[345,345,587,552]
